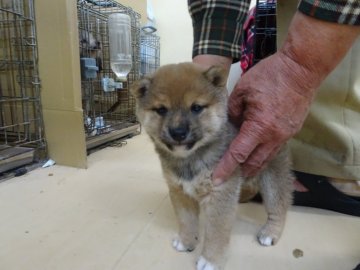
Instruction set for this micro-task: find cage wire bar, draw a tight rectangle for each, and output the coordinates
[253,0,277,65]
[140,32,160,77]
[0,0,45,173]
[77,0,142,148]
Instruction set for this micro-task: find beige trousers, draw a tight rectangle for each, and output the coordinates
[278,0,360,181]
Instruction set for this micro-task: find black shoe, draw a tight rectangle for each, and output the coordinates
[293,171,360,217]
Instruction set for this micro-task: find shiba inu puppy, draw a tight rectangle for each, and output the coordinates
[131,63,293,270]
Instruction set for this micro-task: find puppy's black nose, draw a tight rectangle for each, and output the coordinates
[169,126,189,142]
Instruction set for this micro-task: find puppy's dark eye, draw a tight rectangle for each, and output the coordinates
[191,104,205,114]
[153,106,168,116]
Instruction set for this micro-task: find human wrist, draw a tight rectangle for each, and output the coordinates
[193,54,232,75]
[276,49,321,98]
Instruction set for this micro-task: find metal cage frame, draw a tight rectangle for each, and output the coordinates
[253,0,277,65]
[77,0,141,148]
[0,0,45,173]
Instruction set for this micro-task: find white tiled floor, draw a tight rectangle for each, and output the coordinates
[0,134,359,270]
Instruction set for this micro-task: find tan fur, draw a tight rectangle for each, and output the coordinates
[131,63,294,270]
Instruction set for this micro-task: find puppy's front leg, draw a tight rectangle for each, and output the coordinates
[198,180,241,270]
[169,185,200,252]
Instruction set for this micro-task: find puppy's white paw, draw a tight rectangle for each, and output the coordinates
[172,235,196,252]
[257,223,283,246]
[258,235,274,246]
[196,256,218,270]
[172,236,187,252]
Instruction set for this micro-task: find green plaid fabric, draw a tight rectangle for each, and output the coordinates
[298,0,360,25]
[188,0,251,61]
[188,0,359,61]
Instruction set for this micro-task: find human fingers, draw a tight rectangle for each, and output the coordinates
[212,121,261,185]
[212,148,239,186]
[241,144,281,177]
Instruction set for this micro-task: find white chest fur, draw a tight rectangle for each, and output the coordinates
[182,180,198,198]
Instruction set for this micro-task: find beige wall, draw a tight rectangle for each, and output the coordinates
[152,0,193,65]
[118,0,147,24]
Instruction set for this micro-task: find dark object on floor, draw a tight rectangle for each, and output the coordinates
[293,171,360,217]
[14,167,28,177]
[353,263,360,270]
[292,248,304,258]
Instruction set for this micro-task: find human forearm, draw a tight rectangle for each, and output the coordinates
[280,11,360,95]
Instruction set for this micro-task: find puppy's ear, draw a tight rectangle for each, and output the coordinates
[130,76,152,99]
[203,66,227,87]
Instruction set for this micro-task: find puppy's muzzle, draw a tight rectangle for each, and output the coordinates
[169,126,189,142]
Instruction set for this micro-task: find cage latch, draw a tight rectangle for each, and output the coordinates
[80,58,99,79]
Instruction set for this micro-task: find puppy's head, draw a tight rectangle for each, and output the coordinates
[131,62,228,157]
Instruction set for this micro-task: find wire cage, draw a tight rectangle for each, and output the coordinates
[140,31,160,76]
[253,0,277,64]
[77,0,141,148]
[0,0,45,173]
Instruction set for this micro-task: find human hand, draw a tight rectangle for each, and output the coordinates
[212,51,317,184]
[211,11,360,185]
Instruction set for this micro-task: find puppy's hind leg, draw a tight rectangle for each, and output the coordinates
[169,185,200,252]
[257,153,294,246]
